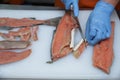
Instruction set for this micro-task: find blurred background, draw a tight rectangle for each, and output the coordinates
[0,0,54,6]
[0,0,119,19]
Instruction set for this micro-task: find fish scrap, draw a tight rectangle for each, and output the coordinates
[0,26,39,41]
[0,16,61,64]
[0,17,41,64]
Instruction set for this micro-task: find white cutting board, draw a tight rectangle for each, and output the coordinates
[0,10,120,79]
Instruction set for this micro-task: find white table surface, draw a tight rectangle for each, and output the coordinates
[0,10,120,79]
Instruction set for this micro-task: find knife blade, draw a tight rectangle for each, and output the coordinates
[70,5,86,42]
[74,17,85,41]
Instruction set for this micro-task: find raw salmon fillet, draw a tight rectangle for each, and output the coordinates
[93,22,115,74]
[31,26,39,41]
[0,49,31,64]
[51,11,78,62]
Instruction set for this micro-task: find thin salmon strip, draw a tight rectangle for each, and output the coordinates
[13,27,31,41]
[0,18,45,28]
[0,27,31,41]
[51,11,78,62]
[0,49,31,64]
[31,26,39,41]
[0,26,39,41]
[93,22,115,74]
[0,41,30,50]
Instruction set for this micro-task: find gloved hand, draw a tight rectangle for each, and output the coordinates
[85,0,114,45]
[61,0,79,17]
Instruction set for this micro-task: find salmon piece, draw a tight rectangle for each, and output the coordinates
[0,18,45,28]
[12,27,31,41]
[0,26,39,41]
[0,27,31,41]
[0,49,31,64]
[0,32,15,40]
[31,26,39,41]
[0,41,30,50]
[93,22,115,74]
[73,41,87,58]
[51,11,78,62]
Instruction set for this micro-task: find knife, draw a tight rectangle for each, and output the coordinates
[70,5,86,42]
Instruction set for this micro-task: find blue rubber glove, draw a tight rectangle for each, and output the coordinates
[85,0,114,45]
[61,0,79,17]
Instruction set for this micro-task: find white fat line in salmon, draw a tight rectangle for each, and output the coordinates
[70,28,76,48]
